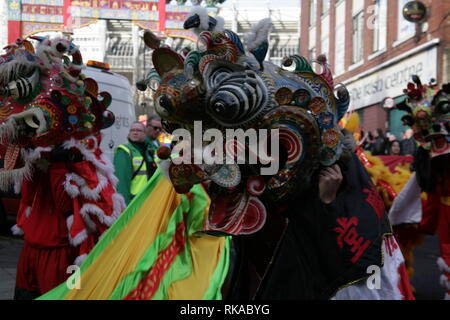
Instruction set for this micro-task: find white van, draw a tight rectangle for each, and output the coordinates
[84,62,136,162]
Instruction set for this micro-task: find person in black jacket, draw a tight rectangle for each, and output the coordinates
[400,129,418,156]
[225,130,409,300]
[363,131,374,151]
[371,128,388,155]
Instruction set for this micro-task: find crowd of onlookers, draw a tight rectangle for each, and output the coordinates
[358,128,417,156]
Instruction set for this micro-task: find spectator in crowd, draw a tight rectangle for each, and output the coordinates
[371,128,388,155]
[400,131,406,140]
[400,128,417,156]
[114,122,157,205]
[363,131,374,151]
[386,132,397,142]
[146,115,163,153]
[388,140,402,156]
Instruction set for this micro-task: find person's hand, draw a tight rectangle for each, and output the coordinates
[360,133,368,144]
[318,164,343,204]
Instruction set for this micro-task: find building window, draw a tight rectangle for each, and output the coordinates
[352,10,364,64]
[270,38,299,66]
[397,0,416,42]
[334,0,346,75]
[310,0,317,27]
[371,0,387,53]
[321,37,329,60]
[322,0,330,15]
[309,25,316,56]
[321,15,330,58]
[309,47,317,61]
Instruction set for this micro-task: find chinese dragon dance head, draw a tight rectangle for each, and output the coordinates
[397,75,450,158]
[142,13,351,236]
[0,36,115,191]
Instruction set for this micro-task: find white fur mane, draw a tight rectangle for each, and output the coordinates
[187,6,225,34]
[0,49,39,85]
[245,18,273,51]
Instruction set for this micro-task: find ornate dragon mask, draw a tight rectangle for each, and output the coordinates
[141,18,350,236]
[0,36,115,191]
[397,75,450,158]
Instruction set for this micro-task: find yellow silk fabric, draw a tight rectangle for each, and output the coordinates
[65,178,180,299]
[63,176,224,300]
[168,235,226,299]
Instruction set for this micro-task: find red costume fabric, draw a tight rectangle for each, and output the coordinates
[17,163,73,248]
[377,155,413,173]
[13,141,125,297]
[419,154,450,298]
[0,37,124,299]
[15,243,78,295]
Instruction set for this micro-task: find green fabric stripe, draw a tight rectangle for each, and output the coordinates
[108,193,190,299]
[202,236,230,300]
[150,186,212,300]
[38,169,163,300]
[151,245,192,300]
[150,189,230,300]
[110,183,213,300]
[40,171,228,301]
[149,234,230,301]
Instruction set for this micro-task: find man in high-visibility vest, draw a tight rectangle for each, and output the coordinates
[145,115,163,153]
[114,122,157,205]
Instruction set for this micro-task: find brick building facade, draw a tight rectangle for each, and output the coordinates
[300,0,450,138]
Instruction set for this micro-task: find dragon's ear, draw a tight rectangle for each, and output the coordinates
[143,30,161,50]
[83,78,99,97]
[152,47,184,78]
[22,40,35,54]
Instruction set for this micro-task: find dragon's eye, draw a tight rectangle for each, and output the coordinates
[197,38,208,52]
[436,101,450,114]
[189,79,200,87]
[213,37,223,44]
[154,95,171,117]
[149,79,160,91]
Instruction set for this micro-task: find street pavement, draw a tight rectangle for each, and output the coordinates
[0,215,22,300]
[0,235,22,300]
[411,235,446,300]
[0,217,446,300]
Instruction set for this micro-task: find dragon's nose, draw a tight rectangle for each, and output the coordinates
[158,95,172,110]
[155,94,174,118]
[183,14,200,30]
